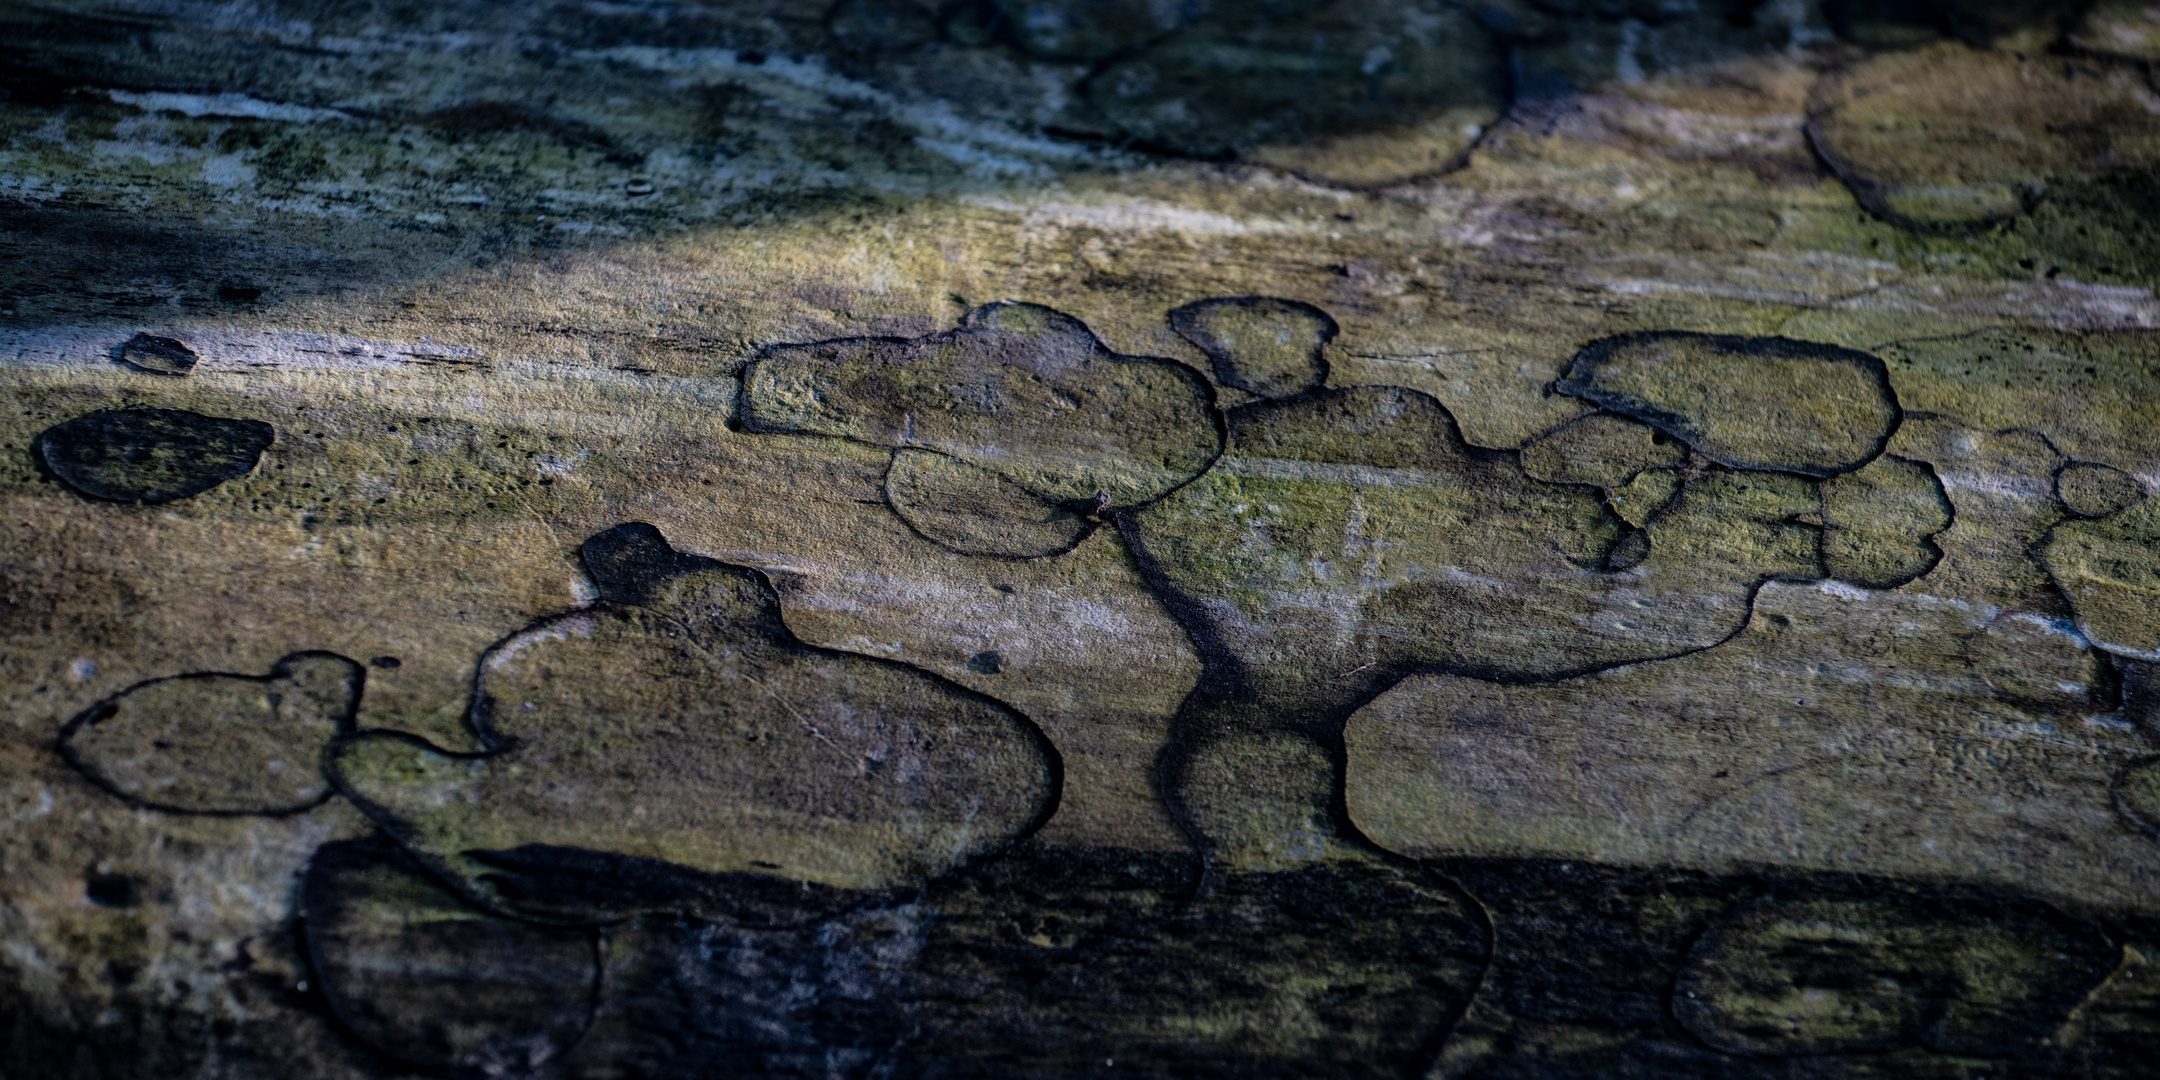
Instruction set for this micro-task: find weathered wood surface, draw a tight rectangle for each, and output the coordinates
[5,1,2160,1077]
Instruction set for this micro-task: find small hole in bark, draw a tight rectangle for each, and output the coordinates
[85,872,141,907]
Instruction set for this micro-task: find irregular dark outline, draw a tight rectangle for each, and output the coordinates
[325,522,1067,927]
[36,407,276,503]
[967,310,1946,932]
[323,311,1996,1071]
[1555,330,1904,478]
[1115,379,1860,879]
[1443,855,1769,1071]
[1909,433,2146,656]
[56,650,365,816]
[299,832,605,1076]
[739,302,1226,560]
[1169,295,1337,399]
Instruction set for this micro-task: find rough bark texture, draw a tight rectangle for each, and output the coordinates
[5,1,2160,1077]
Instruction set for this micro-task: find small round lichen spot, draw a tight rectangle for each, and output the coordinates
[1241,105,1497,187]
[2058,461,2146,518]
[1169,296,1336,400]
[1557,333,1899,477]
[328,730,486,821]
[116,332,198,376]
[39,408,275,503]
